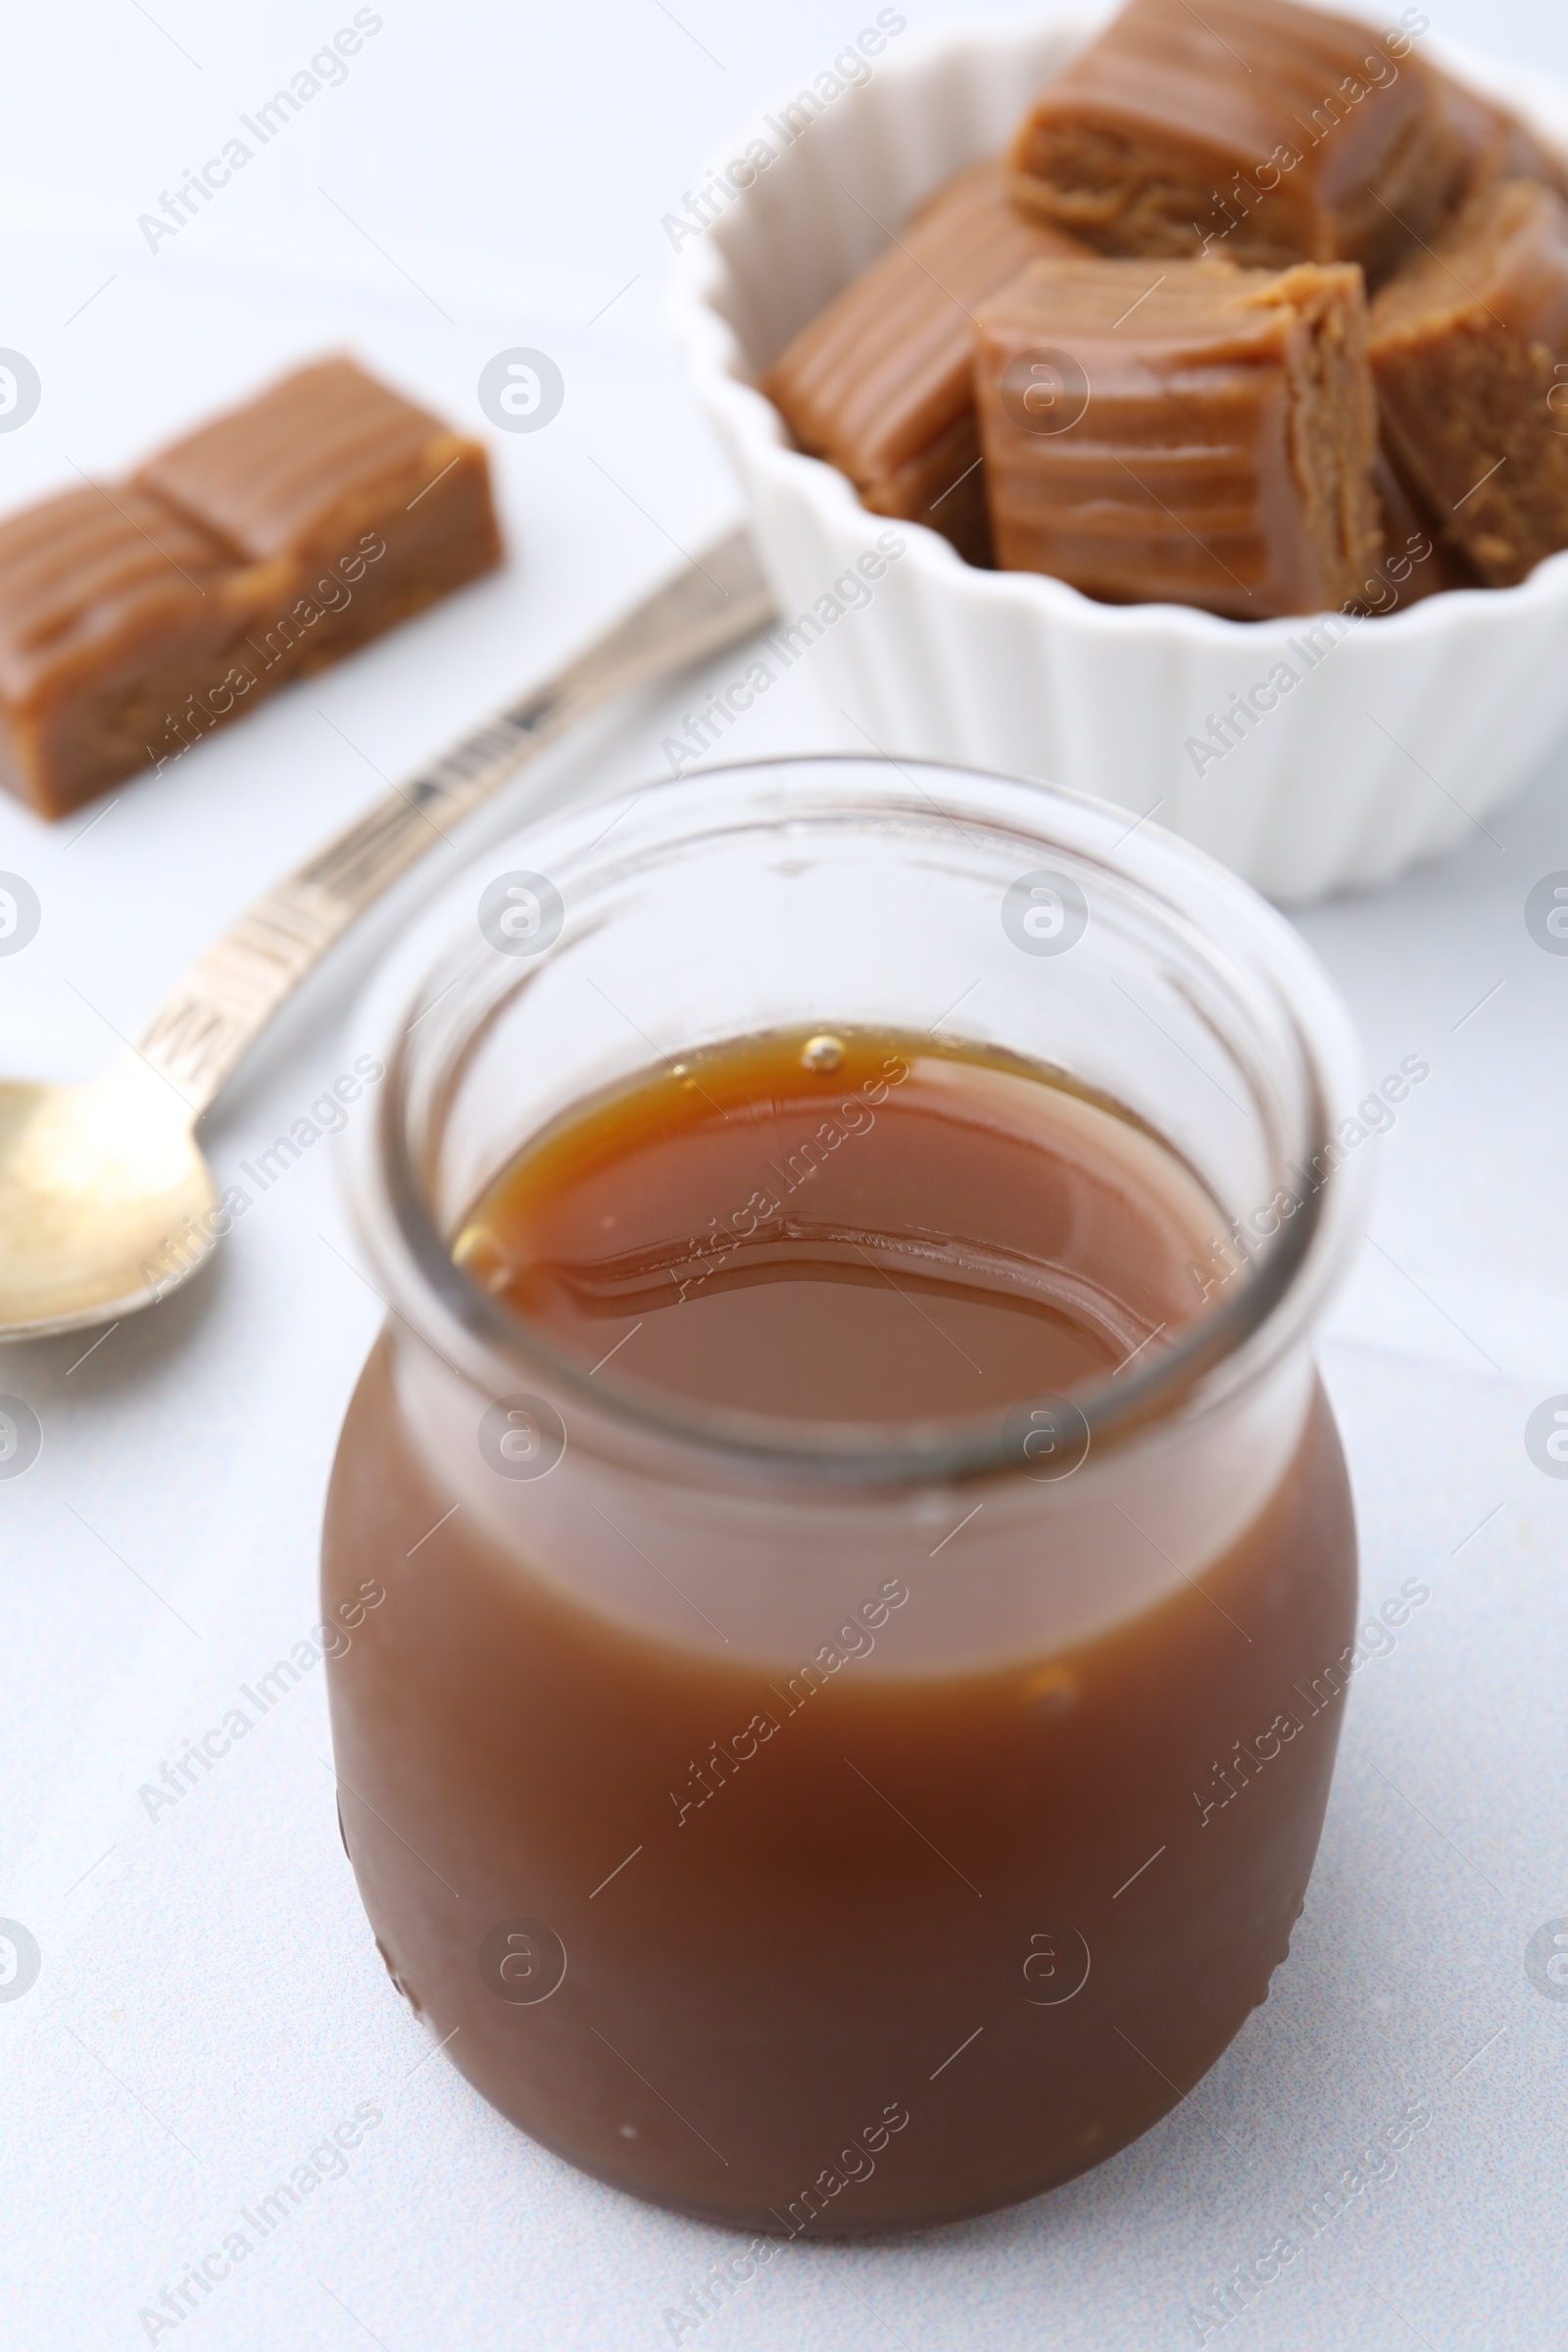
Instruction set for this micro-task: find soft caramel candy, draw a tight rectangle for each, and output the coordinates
[136,356,495,579]
[763,159,1086,563]
[0,490,273,823]
[974,256,1381,618]
[1009,0,1458,285]
[1366,447,1478,608]
[0,357,501,819]
[1440,74,1568,210]
[1370,179,1568,586]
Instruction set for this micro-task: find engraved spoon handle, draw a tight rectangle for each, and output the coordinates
[131,528,774,1113]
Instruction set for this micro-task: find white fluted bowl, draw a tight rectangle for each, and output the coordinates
[670,9,1568,902]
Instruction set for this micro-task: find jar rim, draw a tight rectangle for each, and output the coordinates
[345,756,1371,1487]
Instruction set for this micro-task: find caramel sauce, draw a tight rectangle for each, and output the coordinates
[452,1029,1217,1421]
[323,1029,1356,2230]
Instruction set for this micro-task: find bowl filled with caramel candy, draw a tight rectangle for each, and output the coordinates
[672,0,1568,900]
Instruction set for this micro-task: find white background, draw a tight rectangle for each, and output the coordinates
[2,3,1567,2348]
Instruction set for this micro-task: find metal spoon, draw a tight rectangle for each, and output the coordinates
[0,529,774,1339]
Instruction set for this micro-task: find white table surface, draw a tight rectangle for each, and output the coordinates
[3,4,1567,2346]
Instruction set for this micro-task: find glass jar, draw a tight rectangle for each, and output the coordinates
[323,757,1369,2235]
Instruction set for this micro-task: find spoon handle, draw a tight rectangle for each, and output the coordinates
[130,528,775,1114]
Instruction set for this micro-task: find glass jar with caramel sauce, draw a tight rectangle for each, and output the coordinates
[323,758,1370,2234]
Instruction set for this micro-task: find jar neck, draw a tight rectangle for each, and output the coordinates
[345,760,1372,1498]
[381,1307,1320,1671]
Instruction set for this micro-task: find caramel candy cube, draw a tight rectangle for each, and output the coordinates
[1440,74,1568,211]
[137,356,500,662]
[763,159,1087,563]
[0,357,502,820]
[974,256,1381,618]
[0,486,283,821]
[1370,179,1568,586]
[1010,0,1459,285]
[1366,445,1478,607]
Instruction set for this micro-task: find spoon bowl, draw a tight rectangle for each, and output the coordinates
[0,1060,214,1335]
